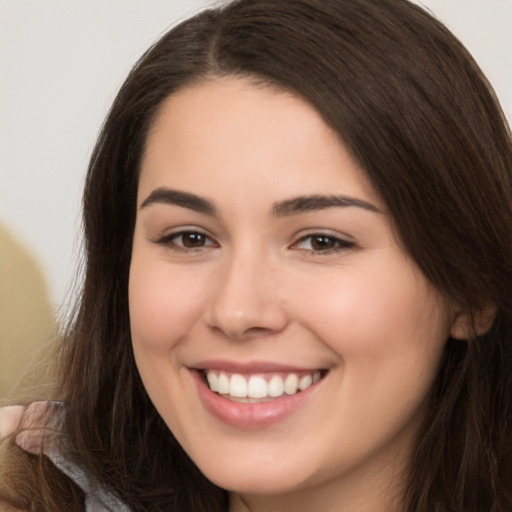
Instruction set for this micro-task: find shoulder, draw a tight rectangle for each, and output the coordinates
[1,403,133,511]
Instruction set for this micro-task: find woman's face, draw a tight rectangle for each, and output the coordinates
[129,77,456,505]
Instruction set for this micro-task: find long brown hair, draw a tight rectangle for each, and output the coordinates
[2,0,512,510]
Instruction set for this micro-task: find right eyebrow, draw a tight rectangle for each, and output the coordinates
[272,194,382,217]
[139,187,217,216]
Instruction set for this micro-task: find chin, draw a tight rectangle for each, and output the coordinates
[205,466,309,496]
[188,443,321,496]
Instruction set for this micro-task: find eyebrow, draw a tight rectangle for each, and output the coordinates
[140,187,382,217]
[140,188,217,215]
[271,195,382,216]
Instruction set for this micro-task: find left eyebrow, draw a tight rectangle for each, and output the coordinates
[139,188,217,216]
[272,195,382,217]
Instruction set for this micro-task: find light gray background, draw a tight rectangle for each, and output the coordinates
[1,0,512,310]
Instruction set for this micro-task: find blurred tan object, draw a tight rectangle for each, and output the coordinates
[0,222,58,402]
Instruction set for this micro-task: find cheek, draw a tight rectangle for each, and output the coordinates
[128,257,209,350]
[294,263,450,454]
[294,256,451,402]
[127,257,212,430]
[302,256,450,348]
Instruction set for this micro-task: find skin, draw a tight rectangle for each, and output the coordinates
[129,76,461,512]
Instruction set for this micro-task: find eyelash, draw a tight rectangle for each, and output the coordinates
[155,229,354,255]
[291,233,355,254]
[154,230,217,251]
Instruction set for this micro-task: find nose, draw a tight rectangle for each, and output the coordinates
[206,249,289,341]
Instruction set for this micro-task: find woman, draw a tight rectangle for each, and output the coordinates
[1,0,512,510]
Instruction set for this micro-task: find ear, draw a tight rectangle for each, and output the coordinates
[450,305,497,340]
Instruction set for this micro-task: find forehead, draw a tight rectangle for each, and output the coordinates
[138,76,382,210]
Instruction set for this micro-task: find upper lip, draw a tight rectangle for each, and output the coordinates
[192,359,326,374]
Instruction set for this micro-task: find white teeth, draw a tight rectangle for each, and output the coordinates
[268,375,285,397]
[230,374,248,398]
[205,370,323,399]
[217,372,230,394]
[299,374,313,391]
[284,374,299,395]
[207,371,218,392]
[248,376,268,398]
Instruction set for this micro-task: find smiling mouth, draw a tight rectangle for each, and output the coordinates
[201,370,327,403]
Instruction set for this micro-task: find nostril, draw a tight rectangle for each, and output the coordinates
[206,281,289,340]
[207,322,284,341]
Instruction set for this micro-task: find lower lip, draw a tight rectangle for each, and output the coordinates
[191,370,321,429]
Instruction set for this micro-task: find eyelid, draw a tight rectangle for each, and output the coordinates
[150,226,355,254]
[153,228,219,250]
[290,231,356,253]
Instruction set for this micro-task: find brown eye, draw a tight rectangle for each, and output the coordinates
[181,232,207,248]
[310,235,338,251]
[156,230,216,250]
[292,233,354,253]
